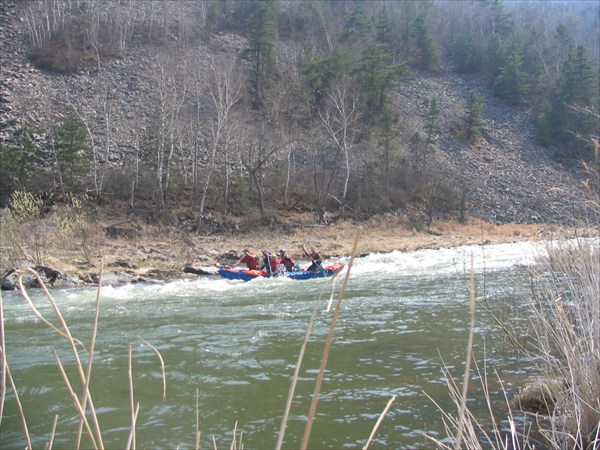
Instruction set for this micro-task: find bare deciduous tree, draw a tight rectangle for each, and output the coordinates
[150,53,189,208]
[197,56,243,227]
[318,78,362,213]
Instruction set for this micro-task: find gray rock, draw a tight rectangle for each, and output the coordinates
[93,270,133,286]
[105,225,139,239]
[1,266,80,290]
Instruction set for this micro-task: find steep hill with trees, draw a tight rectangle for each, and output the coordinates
[0,0,598,231]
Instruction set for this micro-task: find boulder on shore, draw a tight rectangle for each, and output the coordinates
[92,270,134,286]
[1,265,81,290]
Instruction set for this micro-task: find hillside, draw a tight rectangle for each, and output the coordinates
[0,0,595,229]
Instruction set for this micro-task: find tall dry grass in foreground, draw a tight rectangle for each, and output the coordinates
[433,143,599,450]
[430,237,599,450]
[519,238,600,449]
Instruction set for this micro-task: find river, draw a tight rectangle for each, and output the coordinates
[1,241,548,449]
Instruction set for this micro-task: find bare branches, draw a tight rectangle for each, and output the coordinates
[197,56,243,226]
[318,79,363,208]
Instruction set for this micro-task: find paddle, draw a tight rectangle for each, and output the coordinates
[302,245,325,276]
[262,250,273,276]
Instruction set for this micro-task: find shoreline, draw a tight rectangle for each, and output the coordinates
[2,216,589,290]
[32,218,582,287]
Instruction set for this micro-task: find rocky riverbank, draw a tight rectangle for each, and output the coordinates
[1,216,585,291]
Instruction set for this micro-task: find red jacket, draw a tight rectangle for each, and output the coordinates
[281,256,295,271]
[240,253,259,270]
[268,255,280,273]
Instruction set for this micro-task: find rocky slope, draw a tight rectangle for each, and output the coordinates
[398,75,591,225]
[0,0,592,226]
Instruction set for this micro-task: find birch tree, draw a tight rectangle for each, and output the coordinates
[149,54,189,208]
[197,56,243,227]
[318,78,362,212]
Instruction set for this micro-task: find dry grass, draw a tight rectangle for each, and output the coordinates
[428,148,599,450]
[520,238,600,449]
[428,236,599,450]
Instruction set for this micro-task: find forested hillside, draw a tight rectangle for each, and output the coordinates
[1,0,598,230]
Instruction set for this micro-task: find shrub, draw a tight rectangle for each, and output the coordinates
[53,194,96,265]
[0,190,48,268]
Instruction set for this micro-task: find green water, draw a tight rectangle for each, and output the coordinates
[1,243,542,449]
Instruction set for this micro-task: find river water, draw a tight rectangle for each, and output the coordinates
[1,241,550,449]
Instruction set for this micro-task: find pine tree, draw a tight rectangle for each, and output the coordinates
[494,49,529,106]
[485,34,507,81]
[241,1,277,110]
[343,1,372,41]
[301,48,351,107]
[485,0,515,37]
[464,89,484,143]
[205,1,225,36]
[412,12,441,72]
[53,106,91,192]
[544,45,599,159]
[374,5,395,45]
[0,126,39,196]
[353,43,409,116]
[535,102,552,147]
[424,98,442,150]
[558,46,598,109]
[451,32,484,75]
[373,108,400,204]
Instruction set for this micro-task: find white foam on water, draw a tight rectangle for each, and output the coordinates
[348,240,548,278]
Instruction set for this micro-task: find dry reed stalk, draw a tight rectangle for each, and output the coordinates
[51,348,99,450]
[124,337,166,449]
[75,259,104,449]
[325,268,342,312]
[125,402,140,450]
[362,395,397,450]
[0,291,6,424]
[46,414,58,450]
[132,337,167,401]
[523,238,599,448]
[423,256,534,449]
[127,343,136,450]
[275,263,344,450]
[232,422,237,450]
[0,348,32,449]
[195,387,201,450]
[432,361,532,449]
[300,228,361,450]
[17,268,104,449]
[16,269,84,344]
[454,255,476,449]
[275,299,319,450]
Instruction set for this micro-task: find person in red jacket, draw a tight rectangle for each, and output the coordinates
[278,249,296,271]
[260,250,282,275]
[238,249,259,270]
[268,252,281,274]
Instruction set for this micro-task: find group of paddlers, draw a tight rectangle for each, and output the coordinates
[238,246,323,275]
